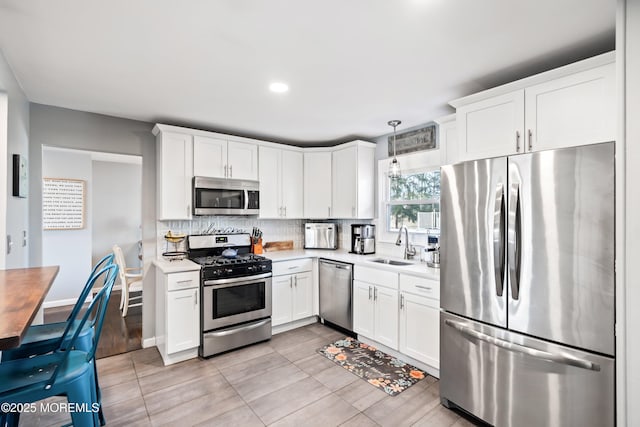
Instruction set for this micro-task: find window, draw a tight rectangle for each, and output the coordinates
[385,169,440,233]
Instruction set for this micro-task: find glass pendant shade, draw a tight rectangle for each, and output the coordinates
[389,157,401,179]
[388,119,402,179]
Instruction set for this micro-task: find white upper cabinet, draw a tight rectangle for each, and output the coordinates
[452,53,615,162]
[524,64,615,152]
[281,150,304,219]
[154,128,193,220]
[193,135,258,180]
[193,136,226,178]
[304,151,332,218]
[330,141,375,219]
[332,146,358,218]
[457,90,525,160]
[435,114,459,165]
[227,141,259,180]
[258,146,303,219]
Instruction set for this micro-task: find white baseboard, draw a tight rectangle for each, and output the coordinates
[43,285,123,309]
[142,337,156,348]
[358,335,440,379]
[42,298,78,309]
[272,316,318,335]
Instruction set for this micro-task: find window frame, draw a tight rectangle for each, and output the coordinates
[376,150,442,244]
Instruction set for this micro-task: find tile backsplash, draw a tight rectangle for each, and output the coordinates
[157,217,374,255]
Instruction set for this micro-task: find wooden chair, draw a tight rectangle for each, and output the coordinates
[112,244,143,317]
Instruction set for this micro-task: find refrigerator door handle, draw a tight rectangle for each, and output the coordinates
[444,319,600,372]
[508,181,521,300]
[493,183,505,296]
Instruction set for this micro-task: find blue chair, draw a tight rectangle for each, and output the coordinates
[1,253,115,362]
[0,263,118,427]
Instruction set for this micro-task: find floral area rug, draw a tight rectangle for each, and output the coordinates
[317,337,426,396]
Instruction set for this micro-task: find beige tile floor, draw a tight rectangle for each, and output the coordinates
[19,323,479,427]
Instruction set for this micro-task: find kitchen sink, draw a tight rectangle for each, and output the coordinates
[368,258,413,266]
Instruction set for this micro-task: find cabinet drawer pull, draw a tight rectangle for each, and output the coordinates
[177,279,193,284]
[415,285,432,291]
[288,266,299,270]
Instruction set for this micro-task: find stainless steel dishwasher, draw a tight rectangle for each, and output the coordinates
[319,259,353,331]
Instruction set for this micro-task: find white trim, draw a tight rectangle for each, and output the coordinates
[449,51,615,108]
[42,297,82,309]
[272,316,318,335]
[377,152,442,243]
[142,337,156,348]
[357,335,440,379]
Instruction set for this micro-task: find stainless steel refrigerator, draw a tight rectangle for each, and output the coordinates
[439,142,615,427]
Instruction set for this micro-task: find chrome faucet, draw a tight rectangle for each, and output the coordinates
[395,226,417,259]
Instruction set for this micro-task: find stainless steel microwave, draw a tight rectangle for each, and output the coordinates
[193,177,260,216]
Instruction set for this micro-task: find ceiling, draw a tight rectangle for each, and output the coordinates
[0,0,615,145]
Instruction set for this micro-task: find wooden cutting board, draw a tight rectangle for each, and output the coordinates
[263,240,294,252]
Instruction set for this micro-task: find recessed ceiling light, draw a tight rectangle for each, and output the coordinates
[269,82,289,93]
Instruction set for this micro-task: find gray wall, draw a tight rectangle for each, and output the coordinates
[0,49,30,268]
[29,104,156,340]
[92,160,142,269]
[42,148,92,303]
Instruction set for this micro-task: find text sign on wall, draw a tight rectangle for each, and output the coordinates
[43,178,86,230]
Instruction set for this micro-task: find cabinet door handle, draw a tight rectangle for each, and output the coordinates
[187,204,191,216]
[290,276,293,288]
[352,207,355,217]
[400,294,404,309]
[516,131,521,152]
[194,290,198,307]
[368,286,372,300]
[284,206,287,217]
[374,287,378,301]
[328,206,331,217]
[229,165,233,178]
[527,129,533,151]
[294,276,297,287]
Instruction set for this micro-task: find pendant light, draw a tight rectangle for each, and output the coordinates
[388,120,402,179]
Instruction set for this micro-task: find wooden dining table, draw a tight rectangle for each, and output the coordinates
[0,266,59,350]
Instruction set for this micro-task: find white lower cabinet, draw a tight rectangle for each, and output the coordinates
[353,279,399,350]
[399,292,439,369]
[398,273,440,369]
[272,259,313,326]
[156,269,200,365]
[167,287,200,353]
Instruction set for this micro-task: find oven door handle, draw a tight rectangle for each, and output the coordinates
[203,272,272,287]
[203,318,271,338]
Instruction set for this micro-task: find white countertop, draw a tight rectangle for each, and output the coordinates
[153,249,440,280]
[263,249,440,280]
[152,257,201,274]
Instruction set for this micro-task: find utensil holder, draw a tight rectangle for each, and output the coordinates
[252,238,263,254]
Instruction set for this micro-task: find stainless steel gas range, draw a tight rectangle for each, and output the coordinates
[187,233,272,358]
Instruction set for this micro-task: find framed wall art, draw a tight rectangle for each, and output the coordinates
[387,124,437,156]
[42,178,86,230]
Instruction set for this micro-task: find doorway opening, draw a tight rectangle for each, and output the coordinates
[41,146,143,358]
